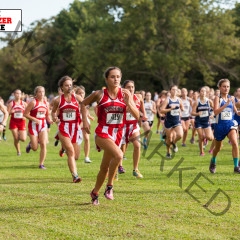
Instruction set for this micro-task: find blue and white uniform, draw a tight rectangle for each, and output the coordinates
[233,97,240,125]
[194,98,211,129]
[164,97,181,129]
[214,95,238,141]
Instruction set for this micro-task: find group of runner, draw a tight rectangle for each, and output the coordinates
[0,67,239,205]
[153,80,240,175]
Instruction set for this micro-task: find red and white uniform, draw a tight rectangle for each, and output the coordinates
[58,94,82,144]
[9,100,26,130]
[123,94,140,144]
[28,99,48,135]
[96,88,126,149]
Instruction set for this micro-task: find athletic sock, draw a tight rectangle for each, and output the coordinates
[233,158,239,167]
[72,173,78,178]
[211,156,216,164]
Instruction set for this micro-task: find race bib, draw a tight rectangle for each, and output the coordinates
[36,111,45,118]
[63,111,76,121]
[171,109,179,116]
[200,111,208,118]
[14,111,23,119]
[221,111,232,120]
[106,113,123,124]
[126,112,136,121]
[146,109,152,115]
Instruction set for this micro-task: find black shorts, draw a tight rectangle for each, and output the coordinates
[181,117,190,121]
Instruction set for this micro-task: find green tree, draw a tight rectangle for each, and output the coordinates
[186,1,240,89]
[0,34,47,100]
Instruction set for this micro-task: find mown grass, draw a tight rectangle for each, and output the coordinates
[0,112,240,239]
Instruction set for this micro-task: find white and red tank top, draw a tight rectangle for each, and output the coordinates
[11,100,25,120]
[30,99,48,120]
[97,88,126,128]
[58,94,81,124]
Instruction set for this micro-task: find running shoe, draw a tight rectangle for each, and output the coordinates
[182,143,186,147]
[59,148,65,157]
[118,165,126,174]
[84,157,92,163]
[26,143,31,153]
[72,175,82,183]
[209,161,216,174]
[123,155,127,160]
[104,185,114,200]
[190,138,195,144]
[200,152,205,156]
[234,166,240,173]
[17,152,21,156]
[172,142,178,153]
[208,149,213,154]
[166,153,171,158]
[133,169,143,178]
[90,190,99,205]
[39,165,46,170]
[54,140,59,146]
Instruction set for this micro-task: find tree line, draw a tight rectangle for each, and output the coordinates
[0,0,240,100]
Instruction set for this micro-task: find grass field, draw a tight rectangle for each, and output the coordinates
[0,112,240,240]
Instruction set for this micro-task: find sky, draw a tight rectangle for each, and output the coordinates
[0,0,74,47]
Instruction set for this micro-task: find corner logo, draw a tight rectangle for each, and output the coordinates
[0,9,22,32]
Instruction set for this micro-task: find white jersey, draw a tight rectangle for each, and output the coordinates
[181,98,191,118]
[0,109,4,123]
[144,100,154,121]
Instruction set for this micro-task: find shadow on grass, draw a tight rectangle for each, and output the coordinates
[0,178,73,184]
[0,202,93,212]
[0,165,40,170]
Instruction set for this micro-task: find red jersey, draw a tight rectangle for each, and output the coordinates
[30,99,48,119]
[9,100,26,130]
[97,88,126,128]
[57,94,82,143]
[58,94,81,124]
[28,99,48,135]
[123,94,141,144]
[95,88,126,148]
[10,100,25,120]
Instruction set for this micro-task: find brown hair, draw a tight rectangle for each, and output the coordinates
[103,66,122,78]
[58,76,72,89]
[217,78,230,88]
[122,80,134,88]
[34,86,45,96]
